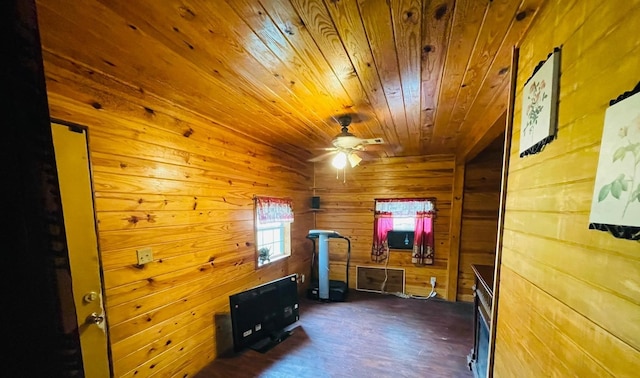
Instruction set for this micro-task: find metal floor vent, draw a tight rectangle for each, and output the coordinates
[356,265,405,294]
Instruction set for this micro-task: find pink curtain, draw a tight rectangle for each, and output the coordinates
[371,211,393,262]
[256,196,294,223]
[412,211,435,265]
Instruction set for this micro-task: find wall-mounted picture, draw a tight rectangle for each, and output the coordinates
[519,48,560,157]
[589,87,640,239]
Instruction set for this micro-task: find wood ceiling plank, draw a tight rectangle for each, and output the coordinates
[458,77,510,159]
[40,0,306,145]
[37,0,546,162]
[324,0,404,154]
[456,0,546,157]
[94,0,331,145]
[181,1,348,144]
[429,0,490,153]
[289,0,391,145]
[357,0,409,150]
[464,111,508,162]
[253,0,351,110]
[390,0,423,155]
[420,0,455,148]
[445,0,522,142]
[224,0,346,133]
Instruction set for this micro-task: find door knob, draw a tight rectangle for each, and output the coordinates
[86,312,105,325]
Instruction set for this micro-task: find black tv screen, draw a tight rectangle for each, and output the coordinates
[229,274,299,353]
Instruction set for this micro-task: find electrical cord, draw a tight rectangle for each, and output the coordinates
[380,244,391,293]
[379,247,437,300]
[388,285,436,300]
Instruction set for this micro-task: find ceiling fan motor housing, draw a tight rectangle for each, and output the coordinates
[332,135,365,149]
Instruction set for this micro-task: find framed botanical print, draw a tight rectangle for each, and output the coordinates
[519,47,561,157]
[589,82,640,240]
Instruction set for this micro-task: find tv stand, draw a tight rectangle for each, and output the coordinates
[249,329,293,353]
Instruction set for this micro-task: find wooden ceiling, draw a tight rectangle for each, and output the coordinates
[36,0,545,162]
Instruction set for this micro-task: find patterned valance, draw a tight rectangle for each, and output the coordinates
[375,198,435,216]
[255,196,294,223]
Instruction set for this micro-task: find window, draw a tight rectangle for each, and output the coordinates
[256,220,290,262]
[392,216,415,231]
[371,198,436,265]
[254,196,293,267]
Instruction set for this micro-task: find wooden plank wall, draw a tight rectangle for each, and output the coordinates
[458,135,504,302]
[313,155,456,298]
[46,80,314,378]
[494,0,640,376]
[38,35,315,378]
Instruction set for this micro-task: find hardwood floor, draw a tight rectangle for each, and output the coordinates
[195,290,474,378]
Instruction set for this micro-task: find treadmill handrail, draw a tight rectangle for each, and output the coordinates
[306,234,350,288]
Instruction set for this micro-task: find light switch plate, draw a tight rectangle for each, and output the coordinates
[136,247,153,265]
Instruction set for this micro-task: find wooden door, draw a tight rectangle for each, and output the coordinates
[51,122,111,377]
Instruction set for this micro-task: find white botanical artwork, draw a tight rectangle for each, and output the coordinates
[519,49,560,156]
[589,91,640,227]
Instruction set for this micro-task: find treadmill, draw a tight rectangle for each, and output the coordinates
[306,230,351,302]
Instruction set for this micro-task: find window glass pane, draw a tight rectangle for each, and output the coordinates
[393,217,415,231]
[264,230,274,245]
[257,221,285,255]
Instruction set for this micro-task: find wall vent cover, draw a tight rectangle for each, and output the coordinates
[356,265,405,293]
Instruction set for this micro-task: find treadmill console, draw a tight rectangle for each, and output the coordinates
[308,230,341,238]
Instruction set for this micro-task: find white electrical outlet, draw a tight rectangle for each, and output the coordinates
[136,247,153,265]
[430,276,437,286]
[301,274,305,283]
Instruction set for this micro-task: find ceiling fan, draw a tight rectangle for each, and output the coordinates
[308,114,385,168]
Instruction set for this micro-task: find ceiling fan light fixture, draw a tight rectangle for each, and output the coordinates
[332,151,347,169]
[348,152,362,168]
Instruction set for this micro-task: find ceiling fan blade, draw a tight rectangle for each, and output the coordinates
[361,137,385,145]
[308,150,337,162]
[361,143,387,151]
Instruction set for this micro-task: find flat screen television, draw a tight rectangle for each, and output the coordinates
[229,274,299,353]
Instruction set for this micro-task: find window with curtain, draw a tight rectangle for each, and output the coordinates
[255,196,294,267]
[371,198,436,265]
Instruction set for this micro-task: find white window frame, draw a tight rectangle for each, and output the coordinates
[255,209,291,268]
